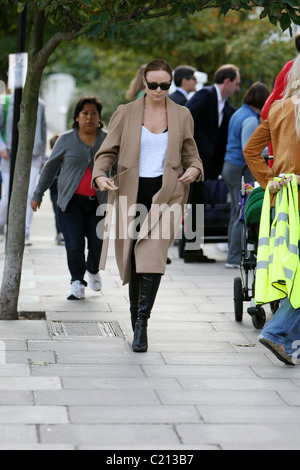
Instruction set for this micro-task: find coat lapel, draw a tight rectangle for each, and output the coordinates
[119,96,144,170]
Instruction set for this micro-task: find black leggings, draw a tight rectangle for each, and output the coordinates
[131,176,163,270]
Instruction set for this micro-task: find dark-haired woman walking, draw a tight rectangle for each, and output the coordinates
[31,96,107,300]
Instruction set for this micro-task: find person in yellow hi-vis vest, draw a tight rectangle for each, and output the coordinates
[244,55,300,367]
[255,174,300,308]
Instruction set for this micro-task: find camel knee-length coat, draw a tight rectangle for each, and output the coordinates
[93,96,204,285]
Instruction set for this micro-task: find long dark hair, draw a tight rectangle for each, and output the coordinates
[72,96,104,129]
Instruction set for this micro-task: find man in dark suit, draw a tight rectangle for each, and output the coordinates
[182,64,240,263]
[169,66,197,106]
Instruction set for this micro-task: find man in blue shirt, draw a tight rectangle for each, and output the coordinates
[222,82,270,268]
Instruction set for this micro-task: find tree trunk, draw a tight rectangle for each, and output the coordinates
[0,8,79,319]
[0,12,46,320]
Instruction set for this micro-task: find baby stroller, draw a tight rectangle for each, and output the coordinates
[233,164,279,329]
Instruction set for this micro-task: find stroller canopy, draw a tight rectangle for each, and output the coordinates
[244,186,265,227]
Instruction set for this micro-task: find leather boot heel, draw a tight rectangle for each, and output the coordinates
[132,317,148,353]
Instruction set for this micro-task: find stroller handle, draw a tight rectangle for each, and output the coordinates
[241,156,272,195]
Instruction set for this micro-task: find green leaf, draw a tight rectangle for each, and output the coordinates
[88,23,105,38]
[279,13,292,32]
[283,0,300,6]
[259,8,268,20]
[168,5,181,17]
[219,1,232,15]
[238,1,252,11]
[99,12,110,23]
[17,2,25,13]
[36,0,50,9]
[81,0,94,6]
[269,15,279,27]
[107,24,117,42]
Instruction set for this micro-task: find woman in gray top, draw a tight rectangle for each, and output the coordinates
[31,96,107,300]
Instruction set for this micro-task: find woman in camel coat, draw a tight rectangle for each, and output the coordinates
[93,60,204,353]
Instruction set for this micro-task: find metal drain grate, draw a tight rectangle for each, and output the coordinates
[49,321,124,338]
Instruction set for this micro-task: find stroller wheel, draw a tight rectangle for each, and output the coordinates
[270,301,280,315]
[234,277,243,322]
[252,307,266,329]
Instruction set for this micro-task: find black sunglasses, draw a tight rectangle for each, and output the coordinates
[145,79,172,91]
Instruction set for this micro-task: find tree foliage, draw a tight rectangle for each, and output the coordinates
[3,0,300,42]
[43,8,296,124]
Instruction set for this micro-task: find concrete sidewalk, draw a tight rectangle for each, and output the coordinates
[0,194,300,450]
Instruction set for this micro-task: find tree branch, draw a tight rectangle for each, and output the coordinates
[114,0,216,23]
[35,29,81,70]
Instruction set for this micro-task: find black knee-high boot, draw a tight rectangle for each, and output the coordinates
[129,269,141,332]
[132,273,162,353]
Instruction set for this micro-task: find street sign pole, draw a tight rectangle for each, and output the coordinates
[8,3,27,205]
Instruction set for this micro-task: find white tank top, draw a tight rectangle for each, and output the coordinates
[139,125,168,177]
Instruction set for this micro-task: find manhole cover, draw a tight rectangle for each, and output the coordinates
[49,321,124,338]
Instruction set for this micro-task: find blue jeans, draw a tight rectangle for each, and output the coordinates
[261,298,300,359]
[261,209,300,360]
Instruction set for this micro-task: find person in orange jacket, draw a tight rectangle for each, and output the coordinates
[261,33,300,161]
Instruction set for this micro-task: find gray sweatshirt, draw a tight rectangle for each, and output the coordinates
[0,95,47,156]
[33,128,107,212]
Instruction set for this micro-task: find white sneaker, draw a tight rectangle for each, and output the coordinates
[67,280,86,300]
[25,236,32,247]
[55,233,65,245]
[0,226,4,242]
[87,271,102,292]
[225,263,240,269]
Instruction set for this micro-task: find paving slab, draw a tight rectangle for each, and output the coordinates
[0,425,38,445]
[0,444,75,450]
[39,424,181,447]
[62,377,181,390]
[35,389,161,406]
[0,195,300,450]
[0,406,68,424]
[176,424,300,450]
[69,405,201,424]
[31,363,145,378]
[0,377,61,390]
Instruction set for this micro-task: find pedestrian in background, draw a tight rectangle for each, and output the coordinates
[31,96,107,301]
[183,64,240,263]
[0,93,47,245]
[169,65,197,105]
[222,81,270,269]
[93,59,203,353]
[48,134,65,245]
[126,65,147,101]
